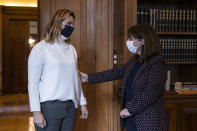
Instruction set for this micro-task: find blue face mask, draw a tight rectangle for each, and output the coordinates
[61,24,74,38]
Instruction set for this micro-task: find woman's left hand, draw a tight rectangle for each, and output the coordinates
[79,72,88,83]
[120,109,131,118]
[80,105,88,119]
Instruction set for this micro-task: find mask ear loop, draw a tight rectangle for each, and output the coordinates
[61,22,65,27]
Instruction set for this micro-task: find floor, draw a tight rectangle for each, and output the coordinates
[0,116,35,131]
[0,94,35,131]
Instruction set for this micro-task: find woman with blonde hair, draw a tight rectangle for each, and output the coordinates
[28,9,88,131]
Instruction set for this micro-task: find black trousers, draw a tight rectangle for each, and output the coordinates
[126,117,137,131]
[35,100,77,131]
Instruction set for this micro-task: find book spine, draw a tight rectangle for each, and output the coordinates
[186,38,189,62]
[172,38,176,62]
[191,39,196,62]
[182,9,186,32]
[153,9,156,30]
[167,37,170,62]
[156,9,160,32]
[167,9,171,32]
[164,37,167,62]
[141,8,145,24]
[175,9,179,32]
[137,8,141,24]
[162,9,166,32]
[193,10,196,32]
[175,37,178,62]
[187,9,191,32]
[179,9,182,32]
[144,8,149,24]
[177,38,181,62]
[149,8,153,26]
[171,9,175,32]
[159,9,163,32]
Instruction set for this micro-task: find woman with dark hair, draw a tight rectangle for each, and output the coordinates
[81,24,168,131]
[28,9,88,131]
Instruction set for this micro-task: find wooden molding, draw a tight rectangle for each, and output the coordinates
[2,6,38,16]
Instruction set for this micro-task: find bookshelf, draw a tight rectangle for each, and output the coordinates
[138,0,197,85]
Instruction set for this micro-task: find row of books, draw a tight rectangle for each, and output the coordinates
[174,82,197,94]
[137,8,197,32]
[160,37,197,62]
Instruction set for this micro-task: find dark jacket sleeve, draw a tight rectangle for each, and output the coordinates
[88,59,132,84]
[126,59,167,116]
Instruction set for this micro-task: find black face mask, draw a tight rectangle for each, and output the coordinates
[61,25,74,38]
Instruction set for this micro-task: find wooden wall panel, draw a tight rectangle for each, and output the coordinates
[123,0,137,62]
[86,0,96,130]
[38,0,51,39]
[177,103,197,131]
[0,6,2,95]
[94,0,112,130]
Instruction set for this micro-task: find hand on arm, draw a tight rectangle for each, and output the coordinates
[79,72,88,83]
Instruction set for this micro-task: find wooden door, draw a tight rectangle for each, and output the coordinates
[2,7,38,94]
[177,103,197,131]
[0,6,3,94]
[165,103,177,131]
[7,20,29,93]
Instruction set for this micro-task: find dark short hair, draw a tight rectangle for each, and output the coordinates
[128,24,161,62]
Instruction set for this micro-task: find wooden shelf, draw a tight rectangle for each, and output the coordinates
[139,0,196,3]
[157,32,197,35]
[166,62,197,64]
[164,92,197,101]
[164,91,197,98]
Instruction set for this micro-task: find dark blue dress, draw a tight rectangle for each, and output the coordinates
[124,61,142,131]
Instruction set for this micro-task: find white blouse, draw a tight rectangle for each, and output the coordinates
[28,36,87,112]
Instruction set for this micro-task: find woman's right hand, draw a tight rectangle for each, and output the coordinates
[33,111,46,128]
